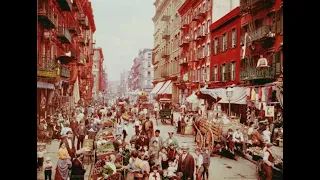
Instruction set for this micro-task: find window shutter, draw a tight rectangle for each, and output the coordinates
[212,67,215,81]
[276,11,281,34]
[228,31,232,49]
[234,28,237,47]
[275,52,281,75]
[272,53,276,76]
[211,42,214,56]
[233,62,236,81]
[219,36,223,52]
[226,63,230,81]
[220,64,223,81]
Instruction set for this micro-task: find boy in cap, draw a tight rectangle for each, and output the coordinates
[43,157,52,180]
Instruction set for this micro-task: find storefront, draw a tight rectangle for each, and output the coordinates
[37,68,57,121]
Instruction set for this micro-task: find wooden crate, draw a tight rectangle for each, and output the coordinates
[83,139,94,151]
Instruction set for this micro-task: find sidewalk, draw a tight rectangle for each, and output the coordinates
[37,139,92,180]
[37,140,60,180]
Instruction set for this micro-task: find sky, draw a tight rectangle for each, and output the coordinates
[90,0,155,81]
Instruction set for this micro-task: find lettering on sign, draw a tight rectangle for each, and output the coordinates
[37,70,56,78]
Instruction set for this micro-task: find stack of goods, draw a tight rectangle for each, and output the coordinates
[101,120,114,128]
[91,159,124,180]
[95,129,115,160]
[138,94,148,102]
[121,113,131,121]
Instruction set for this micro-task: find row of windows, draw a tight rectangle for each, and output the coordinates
[212,62,236,82]
[213,28,237,55]
[183,61,236,83]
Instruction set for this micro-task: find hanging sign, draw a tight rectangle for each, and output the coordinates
[265,106,274,117]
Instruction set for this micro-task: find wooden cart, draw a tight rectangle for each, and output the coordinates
[195,116,244,154]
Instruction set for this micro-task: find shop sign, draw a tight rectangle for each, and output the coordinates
[265,106,274,117]
[37,70,56,78]
[61,67,71,78]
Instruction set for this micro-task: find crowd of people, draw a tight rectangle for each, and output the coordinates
[37,104,111,180]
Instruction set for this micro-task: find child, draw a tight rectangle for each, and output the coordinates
[37,146,47,171]
[43,157,53,180]
[167,161,177,177]
[159,147,168,170]
[162,170,170,180]
[130,143,136,152]
[149,166,161,180]
[123,144,131,166]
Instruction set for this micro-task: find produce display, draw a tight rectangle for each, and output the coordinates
[121,113,131,120]
[101,120,114,127]
[96,141,115,155]
[95,129,114,141]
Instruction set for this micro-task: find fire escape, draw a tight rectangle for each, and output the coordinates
[240,0,276,82]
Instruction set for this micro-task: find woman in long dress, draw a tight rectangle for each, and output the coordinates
[55,142,72,180]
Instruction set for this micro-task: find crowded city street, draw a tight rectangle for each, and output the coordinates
[37,0,283,179]
[37,114,258,180]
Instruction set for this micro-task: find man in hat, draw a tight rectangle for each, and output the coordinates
[177,143,195,180]
[130,129,140,145]
[142,116,154,140]
[70,150,86,180]
[113,133,124,152]
[165,131,179,149]
[61,130,76,159]
[135,132,149,150]
[263,143,274,180]
[149,129,163,148]
[76,122,87,150]
[232,127,244,152]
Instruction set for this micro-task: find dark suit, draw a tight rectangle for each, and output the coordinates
[70,158,86,180]
[178,153,195,180]
[62,138,76,159]
[135,137,149,150]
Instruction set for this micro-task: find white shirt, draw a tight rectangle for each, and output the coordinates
[182,153,187,161]
[232,131,244,142]
[263,130,272,143]
[263,149,272,166]
[149,172,161,180]
[37,149,47,158]
[197,154,203,167]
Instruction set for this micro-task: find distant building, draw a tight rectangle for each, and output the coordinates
[92,48,106,100]
[138,49,154,93]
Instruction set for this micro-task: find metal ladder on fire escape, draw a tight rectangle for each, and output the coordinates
[245,0,256,68]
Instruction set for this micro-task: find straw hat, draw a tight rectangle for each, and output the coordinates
[181,143,189,150]
[45,157,51,161]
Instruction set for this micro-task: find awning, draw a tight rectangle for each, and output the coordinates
[200,87,248,105]
[37,82,55,89]
[158,80,172,94]
[150,81,165,94]
[186,92,199,104]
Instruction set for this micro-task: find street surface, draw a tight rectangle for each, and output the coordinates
[37,117,257,180]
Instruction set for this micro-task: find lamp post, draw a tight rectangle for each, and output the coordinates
[226,87,234,117]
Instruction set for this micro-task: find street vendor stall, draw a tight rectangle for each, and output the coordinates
[95,128,116,160]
